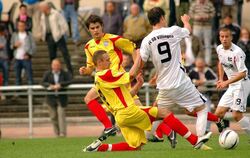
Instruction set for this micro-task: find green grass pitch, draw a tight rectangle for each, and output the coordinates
[0,134,249,158]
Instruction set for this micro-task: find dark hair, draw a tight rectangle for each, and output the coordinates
[19,4,27,9]
[223,14,233,19]
[85,14,103,29]
[219,27,232,36]
[147,7,165,26]
[93,50,107,66]
[17,20,26,24]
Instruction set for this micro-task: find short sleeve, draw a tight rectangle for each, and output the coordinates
[140,38,151,62]
[172,26,190,40]
[113,36,136,54]
[235,50,247,73]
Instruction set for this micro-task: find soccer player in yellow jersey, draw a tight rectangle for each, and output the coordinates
[83,50,212,152]
[79,15,137,135]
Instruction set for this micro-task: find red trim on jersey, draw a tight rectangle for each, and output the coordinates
[113,87,128,108]
[84,43,89,49]
[95,39,101,44]
[110,36,123,69]
[141,108,156,123]
[99,69,124,82]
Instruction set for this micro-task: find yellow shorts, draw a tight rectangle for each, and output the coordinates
[115,105,152,148]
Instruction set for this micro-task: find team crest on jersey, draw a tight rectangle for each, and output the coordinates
[103,41,109,47]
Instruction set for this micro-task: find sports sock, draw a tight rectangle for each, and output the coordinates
[98,142,138,151]
[196,107,208,136]
[193,112,219,122]
[87,99,112,129]
[155,122,172,138]
[238,116,250,135]
[163,113,198,145]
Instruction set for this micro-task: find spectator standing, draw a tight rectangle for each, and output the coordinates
[237,0,250,26]
[61,0,80,45]
[0,24,8,101]
[0,0,2,17]
[16,4,32,32]
[189,0,215,66]
[123,3,151,48]
[217,14,241,45]
[237,27,250,107]
[11,20,35,85]
[221,0,237,23]
[143,0,170,25]
[39,2,73,75]
[0,24,8,87]
[188,58,217,132]
[23,0,42,40]
[175,0,190,27]
[102,1,123,35]
[41,59,72,137]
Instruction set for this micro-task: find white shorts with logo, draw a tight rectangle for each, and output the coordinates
[218,79,250,112]
[157,81,207,112]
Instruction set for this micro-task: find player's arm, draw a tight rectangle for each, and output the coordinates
[216,62,225,89]
[181,14,192,33]
[114,36,137,61]
[130,73,144,97]
[217,62,224,81]
[129,50,142,79]
[79,66,94,75]
[79,47,95,75]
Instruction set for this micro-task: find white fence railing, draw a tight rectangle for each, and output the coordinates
[0,83,151,138]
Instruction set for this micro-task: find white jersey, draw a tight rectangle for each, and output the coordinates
[216,43,248,87]
[140,26,190,89]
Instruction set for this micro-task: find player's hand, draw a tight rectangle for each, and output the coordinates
[136,72,144,85]
[15,41,22,48]
[79,66,87,75]
[216,81,228,89]
[181,14,190,23]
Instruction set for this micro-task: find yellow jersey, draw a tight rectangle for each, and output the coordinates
[94,69,135,114]
[84,33,136,71]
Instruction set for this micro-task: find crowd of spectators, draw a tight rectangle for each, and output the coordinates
[0,0,250,103]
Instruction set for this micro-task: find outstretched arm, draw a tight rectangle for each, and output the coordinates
[181,14,192,33]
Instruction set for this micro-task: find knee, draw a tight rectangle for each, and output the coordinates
[84,95,91,104]
[157,108,171,118]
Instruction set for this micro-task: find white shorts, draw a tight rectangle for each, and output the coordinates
[157,81,207,112]
[218,79,250,112]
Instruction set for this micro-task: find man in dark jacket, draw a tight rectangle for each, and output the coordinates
[41,59,72,137]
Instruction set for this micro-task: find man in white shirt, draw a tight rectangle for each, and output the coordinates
[11,20,36,85]
[137,7,216,150]
[215,28,250,136]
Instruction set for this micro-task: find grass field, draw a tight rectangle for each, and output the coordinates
[0,134,249,158]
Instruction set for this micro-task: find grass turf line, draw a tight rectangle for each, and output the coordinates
[0,134,249,158]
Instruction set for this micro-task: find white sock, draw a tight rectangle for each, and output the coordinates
[238,116,250,135]
[151,120,162,135]
[108,144,112,151]
[196,107,208,136]
[145,120,162,139]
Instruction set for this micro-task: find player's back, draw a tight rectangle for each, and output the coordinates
[140,26,190,89]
